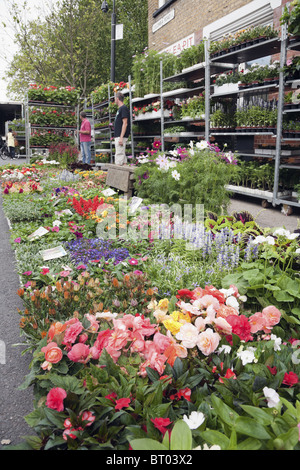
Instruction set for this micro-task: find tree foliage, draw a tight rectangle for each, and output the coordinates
[5,0,148,100]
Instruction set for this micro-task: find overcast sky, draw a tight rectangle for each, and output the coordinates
[0,0,51,102]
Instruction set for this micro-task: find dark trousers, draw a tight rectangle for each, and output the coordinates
[9,147,15,158]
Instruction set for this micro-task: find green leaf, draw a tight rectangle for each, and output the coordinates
[235,417,271,440]
[130,438,168,451]
[200,430,229,450]
[240,405,274,426]
[170,420,192,450]
[210,394,238,426]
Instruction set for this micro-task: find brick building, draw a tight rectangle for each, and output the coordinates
[148,0,289,54]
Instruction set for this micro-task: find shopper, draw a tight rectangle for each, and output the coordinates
[6,128,16,159]
[114,91,130,165]
[79,112,92,165]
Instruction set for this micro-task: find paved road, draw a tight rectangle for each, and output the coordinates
[0,192,34,448]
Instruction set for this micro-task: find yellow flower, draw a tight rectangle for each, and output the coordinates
[171,310,191,324]
[163,317,182,335]
[158,298,169,311]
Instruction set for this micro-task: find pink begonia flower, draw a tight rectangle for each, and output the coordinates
[46,387,67,412]
[52,226,60,232]
[249,311,265,333]
[85,314,99,333]
[176,323,200,349]
[24,281,32,288]
[67,343,90,363]
[23,271,32,276]
[14,237,21,243]
[197,328,220,356]
[261,306,281,331]
[62,319,83,345]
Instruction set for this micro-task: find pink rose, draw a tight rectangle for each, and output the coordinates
[67,343,90,363]
[46,387,67,412]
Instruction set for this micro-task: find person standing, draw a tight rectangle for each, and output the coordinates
[79,112,92,165]
[114,91,130,166]
[6,128,16,159]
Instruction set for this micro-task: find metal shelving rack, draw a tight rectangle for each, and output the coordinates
[25,94,79,165]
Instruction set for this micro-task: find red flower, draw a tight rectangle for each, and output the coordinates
[151,417,172,435]
[105,392,117,403]
[283,371,299,387]
[226,314,253,342]
[115,397,131,410]
[203,285,225,304]
[176,289,196,301]
[46,387,67,412]
[267,366,277,375]
[176,387,191,401]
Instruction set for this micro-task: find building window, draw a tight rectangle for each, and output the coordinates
[153,0,177,18]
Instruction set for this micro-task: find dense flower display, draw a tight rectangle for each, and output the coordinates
[0,153,299,451]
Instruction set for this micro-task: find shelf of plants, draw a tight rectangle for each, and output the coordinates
[25,84,80,163]
[206,19,300,210]
[90,81,133,165]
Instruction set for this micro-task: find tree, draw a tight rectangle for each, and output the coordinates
[5,0,148,101]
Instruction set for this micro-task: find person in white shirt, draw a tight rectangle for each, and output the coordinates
[6,128,16,159]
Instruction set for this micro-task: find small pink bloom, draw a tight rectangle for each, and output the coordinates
[46,387,67,412]
[23,271,32,276]
[128,258,139,265]
[14,237,21,243]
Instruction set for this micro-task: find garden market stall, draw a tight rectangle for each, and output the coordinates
[0,143,299,450]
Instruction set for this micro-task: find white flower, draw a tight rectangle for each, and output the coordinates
[226,295,239,311]
[196,140,209,150]
[237,347,256,365]
[95,311,118,321]
[217,344,232,355]
[253,235,267,244]
[193,444,221,450]
[171,169,180,180]
[263,386,280,408]
[175,323,199,348]
[271,334,282,351]
[296,248,300,254]
[182,411,205,430]
[52,220,62,227]
[273,228,299,240]
[265,236,275,245]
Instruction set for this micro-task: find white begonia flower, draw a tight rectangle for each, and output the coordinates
[271,334,282,351]
[263,386,280,408]
[237,347,256,365]
[296,248,300,254]
[182,411,205,430]
[175,323,200,348]
[220,287,236,298]
[226,295,239,311]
